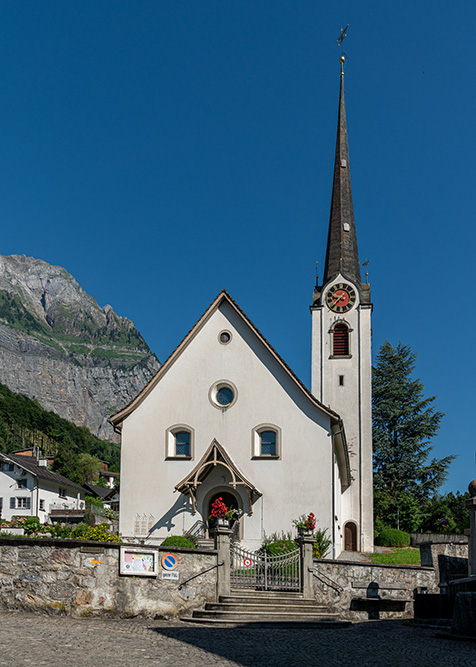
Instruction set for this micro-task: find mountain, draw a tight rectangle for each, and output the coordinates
[0,254,160,440]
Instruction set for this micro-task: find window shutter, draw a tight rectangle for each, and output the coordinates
[26,498,31,510]
[10,497,15,509]
[333,324,349,356]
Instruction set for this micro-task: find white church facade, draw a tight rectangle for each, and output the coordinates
[111,60,373,557]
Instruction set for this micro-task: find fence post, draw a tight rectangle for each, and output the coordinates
[298,534,315,599]
[214,524,232,598]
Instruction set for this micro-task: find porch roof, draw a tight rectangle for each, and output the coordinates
[175,439,262,515]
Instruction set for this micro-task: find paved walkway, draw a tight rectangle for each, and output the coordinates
[0,610,475,666]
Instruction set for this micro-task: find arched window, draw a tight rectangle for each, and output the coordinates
[251,424,281,459]
[165,425,194,459]
[332,323,349,356]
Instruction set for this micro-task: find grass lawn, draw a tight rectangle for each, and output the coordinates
[368,547,421,565]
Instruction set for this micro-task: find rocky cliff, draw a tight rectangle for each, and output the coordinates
[0,254,160,440]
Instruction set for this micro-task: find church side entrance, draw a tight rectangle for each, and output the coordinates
[344,521,358,551]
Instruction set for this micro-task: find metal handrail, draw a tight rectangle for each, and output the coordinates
[311,566,344,595]
[184,520,207,539]
[178,561,224,590]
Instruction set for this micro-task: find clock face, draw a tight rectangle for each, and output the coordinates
[326,283,356,313]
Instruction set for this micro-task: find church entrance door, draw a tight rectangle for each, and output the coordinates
[344,521,357,551]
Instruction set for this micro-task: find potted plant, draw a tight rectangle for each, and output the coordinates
[293,512,316,537]
[209,497,240,530]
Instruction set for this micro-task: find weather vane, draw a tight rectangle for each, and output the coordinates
[337,24,349,68]
[337,24,349,49]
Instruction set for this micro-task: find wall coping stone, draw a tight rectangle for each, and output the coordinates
[0,536,217,555]
[314,557,433,572]
[419,540,467,546]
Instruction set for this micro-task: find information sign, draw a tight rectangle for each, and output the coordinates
[119,547,158,577]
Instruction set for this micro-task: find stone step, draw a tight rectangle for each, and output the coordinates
[182,616,351,628]
[192,609,341,622]
[224,588,306,601]
[206,602,328,613]
[220,594,315,606]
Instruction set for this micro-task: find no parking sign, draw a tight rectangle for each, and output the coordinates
[243,557,252,568]
[161,552,178,570]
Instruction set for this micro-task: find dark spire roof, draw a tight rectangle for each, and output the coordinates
[322,59,362,287]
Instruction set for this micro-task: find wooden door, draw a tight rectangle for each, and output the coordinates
[344,522,357,551]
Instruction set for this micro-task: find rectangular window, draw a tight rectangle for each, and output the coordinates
[59,488,66,498]
[1,463,14,472]
[260,431,277,457]
[17,479,27,489]
[339,375,345,386]
[39,499,45,511]
[16,497,30,509]
[175,431,191,457]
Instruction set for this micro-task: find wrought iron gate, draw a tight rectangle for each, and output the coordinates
[230,543,301,591]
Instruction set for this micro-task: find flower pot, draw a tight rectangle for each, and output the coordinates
[298,528,314,538]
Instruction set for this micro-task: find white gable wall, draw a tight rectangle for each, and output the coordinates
[120,300,345,551]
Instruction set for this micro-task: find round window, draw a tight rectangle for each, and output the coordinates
[216,386,234,406]
[218,330,232,345]
[209,381,238,410]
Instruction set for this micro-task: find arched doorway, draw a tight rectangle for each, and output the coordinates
[344,521,358,552]
[206,490,241,540]
[208,491,239,517]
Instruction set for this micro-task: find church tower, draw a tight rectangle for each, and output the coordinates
[311,57,373,553]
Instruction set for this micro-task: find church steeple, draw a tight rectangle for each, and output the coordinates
[322,57,361,288]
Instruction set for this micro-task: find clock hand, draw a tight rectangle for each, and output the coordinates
[333,292,346,303]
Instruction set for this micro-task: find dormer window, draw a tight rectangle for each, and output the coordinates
[332,323,350,357]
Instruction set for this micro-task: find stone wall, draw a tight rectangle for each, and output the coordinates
[311,558,436,621]
[419,541,468,590]
[410,533,468,546]
[0,537,217,618]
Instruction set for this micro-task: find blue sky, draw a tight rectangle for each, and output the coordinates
[0,3,473,494]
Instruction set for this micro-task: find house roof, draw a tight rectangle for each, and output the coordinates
[110,289,342,429]
[83,483,114,500]
[0,452,86,493]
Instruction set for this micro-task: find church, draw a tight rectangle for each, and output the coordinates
[111,58,373,558]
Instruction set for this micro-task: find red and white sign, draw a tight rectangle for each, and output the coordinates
[243,557,252,568]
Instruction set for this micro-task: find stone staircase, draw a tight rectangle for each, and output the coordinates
[182,589,351,627]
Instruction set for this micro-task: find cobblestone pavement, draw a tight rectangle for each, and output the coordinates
[0,610,475,666]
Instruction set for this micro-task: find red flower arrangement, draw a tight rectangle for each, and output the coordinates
[210,497,228,518]
[293,512,316,532]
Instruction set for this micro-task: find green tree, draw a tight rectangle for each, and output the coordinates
[373,342,454,504]
[77,453,102,484]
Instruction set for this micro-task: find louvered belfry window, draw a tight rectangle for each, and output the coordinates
[333,323,349,356]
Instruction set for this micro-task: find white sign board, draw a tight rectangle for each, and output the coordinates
[119,547,158,577]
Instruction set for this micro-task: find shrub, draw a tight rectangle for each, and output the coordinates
[313,528,331,559]
[263,539,297,556]
[85,495,104,508]
[161,536,196,549]
[374,527,410,547]
[83,510,96,526]
[77,523,120,542]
